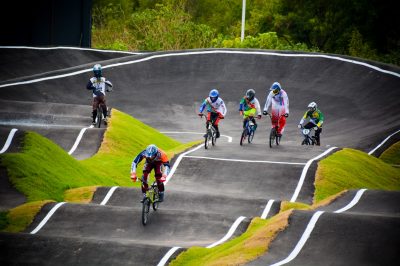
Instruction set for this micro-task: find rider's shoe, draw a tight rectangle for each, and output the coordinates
[216,131,220,138]
[158,192,164,202]
[140,193,147,203]
[104,117,108,124]
[203,134,208,138]
[92,120,96,125]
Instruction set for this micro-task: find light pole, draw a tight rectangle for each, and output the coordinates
[241,0,246,42]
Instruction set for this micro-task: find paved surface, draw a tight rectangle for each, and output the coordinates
[0,48,399,265]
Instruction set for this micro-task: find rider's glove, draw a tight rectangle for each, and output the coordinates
[198,113,203,117]
[130,172,137,182]
[239,111,243,116]
[298,124,302,129]
[283,113,289,118]
[313,126,319,131]
[257,114,262,119]
[263,111,268,116]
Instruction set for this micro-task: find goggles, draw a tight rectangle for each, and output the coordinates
[272,88,280,95]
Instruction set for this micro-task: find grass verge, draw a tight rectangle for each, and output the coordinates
[314,148,400,203]
[379,141,400,166]
[0,108,200,232]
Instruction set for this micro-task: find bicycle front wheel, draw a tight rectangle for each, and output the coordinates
[141,198,150,226]
[204,130,210,149]
[240,129,247,146]
[96,106,102,128]
[269,128,276,148]
[248,129,254,143]
[211,130,217,146]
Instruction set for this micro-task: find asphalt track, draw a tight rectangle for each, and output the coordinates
[0,47,399,265]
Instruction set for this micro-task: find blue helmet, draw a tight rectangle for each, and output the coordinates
[270,82,281,95]
[93,64,102,78]
[144,144,158,159]
[209,89,219,103]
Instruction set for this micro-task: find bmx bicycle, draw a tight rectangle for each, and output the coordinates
[240,117,256,145]
[199,114,218,149]
[300,126,316,145]
[267,114,284,148]
[139,178,162,226]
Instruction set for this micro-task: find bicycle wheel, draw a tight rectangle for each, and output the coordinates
[96,106,102,128]
[152,186,159,211]
[204,130,210,149]
[211,129,217,146]
[269,128,276,148]
[240,128,247,146]
[141,198,150,226]
[248,128,254,143]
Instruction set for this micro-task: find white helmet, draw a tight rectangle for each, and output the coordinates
[308,102,317,112]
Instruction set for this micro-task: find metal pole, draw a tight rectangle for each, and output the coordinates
[241,0,246,42]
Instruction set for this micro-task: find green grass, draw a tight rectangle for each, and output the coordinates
[315,148,400,203]
[380,141,400,165]
[170,211,292,266]
[0,108,199,232]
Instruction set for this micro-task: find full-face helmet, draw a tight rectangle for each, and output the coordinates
[144,144,158,159]
[93,64,102,78]
[308,102,317,112]
[209,89,219,103]
[270,82,281,95]
[246,89,255,101]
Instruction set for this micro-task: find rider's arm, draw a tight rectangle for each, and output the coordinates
[316,110,324,127]
[263,92,272,112]
[105,79,113,88]
[86,80,95,90]
[219,99,227,117]
[130,150,145,173]
[199,99,207,113]
[299,111,308,125]
[282,91,289,114]
[254,98,262,115]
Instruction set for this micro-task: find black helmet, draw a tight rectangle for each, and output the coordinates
[246,89,255,101]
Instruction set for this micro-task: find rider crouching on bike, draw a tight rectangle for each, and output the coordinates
[298,102,324,146]
[130,144,170,202]
[198,89,227,138]
[86,64,113,125]
[262,82,289,137]
[239,89,262,130]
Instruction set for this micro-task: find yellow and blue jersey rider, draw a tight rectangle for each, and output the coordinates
[298,102,325,146]
[239,89,262,130]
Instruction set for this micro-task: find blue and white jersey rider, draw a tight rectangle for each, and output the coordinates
[199,93,227,117]
[88,77,113,97]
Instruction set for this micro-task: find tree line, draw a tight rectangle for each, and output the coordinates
[92,0,399,65]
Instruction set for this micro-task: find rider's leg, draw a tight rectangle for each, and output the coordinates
[212,112,221,138]
[140,163,153,201]
[315,127,322,146]
[154,162,165,202]
[277,115,286,136]
[92,98,98,124]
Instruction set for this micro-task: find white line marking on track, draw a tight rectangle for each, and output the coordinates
[184,155,306,165]
[157,246,182,266]
[290,147,338,202]
[30,202,66,234]
[100,186,119,206]
[206,216,247,248]
[68,127,88,155]
[270,189,367,266]
[165,144,204,185]
[161,131,233,143]
[261,199,275,219]
[0,45,141,55]
[334,189,367,213]
[1,50,399,89]
[0,128,18,154]
[368,129,400,155]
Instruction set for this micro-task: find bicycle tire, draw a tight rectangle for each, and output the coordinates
[276,135,280,145]
[240,128,247,146]
[211,129,217,146]
[248,128,254,143]
[152,186,159,211]
[142,198,150,226]
[204,130,210,149]
[96,106,102,128]
[269,128,276,148]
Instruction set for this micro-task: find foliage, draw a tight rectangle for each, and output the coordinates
[315,148,400,203]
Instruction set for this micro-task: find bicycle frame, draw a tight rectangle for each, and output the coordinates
[138,178,160,226]
[300,127,316,145]
[240,116,256,145]
[200,114,218,149]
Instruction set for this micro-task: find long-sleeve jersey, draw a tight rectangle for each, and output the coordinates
[86,77,113,97]
[300,109,325,127]
[239,97,262,115]
[130,148,170,173]
[263,89,289,115]
[199,97,227,116]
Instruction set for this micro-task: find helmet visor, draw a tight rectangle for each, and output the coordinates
[272,88,280,95]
